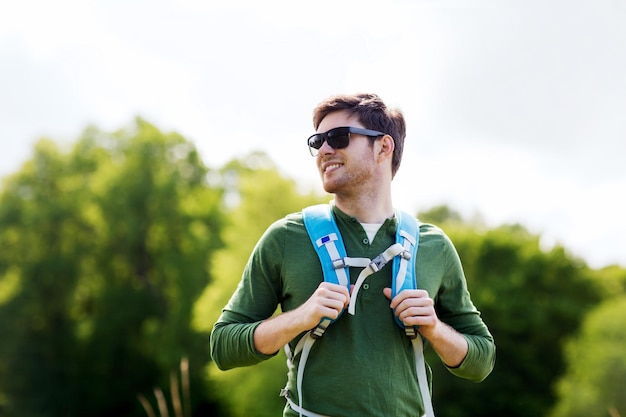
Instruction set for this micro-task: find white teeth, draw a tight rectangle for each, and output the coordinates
[325,164,342,173]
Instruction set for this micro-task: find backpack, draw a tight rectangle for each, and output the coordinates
[280,204,435,417]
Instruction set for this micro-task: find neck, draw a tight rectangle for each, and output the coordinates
[333,190,394,224]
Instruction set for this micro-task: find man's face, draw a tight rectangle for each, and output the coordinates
[315,110,379,196]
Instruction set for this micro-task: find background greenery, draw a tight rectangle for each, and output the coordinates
[0,121,624,417]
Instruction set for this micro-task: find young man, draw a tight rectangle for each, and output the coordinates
[210,93,495,417]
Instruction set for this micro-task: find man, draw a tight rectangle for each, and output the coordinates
[211,93,495,417]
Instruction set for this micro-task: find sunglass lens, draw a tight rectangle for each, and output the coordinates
[307,128,352,156]
[326,129,350,149]
[308,134,324,150]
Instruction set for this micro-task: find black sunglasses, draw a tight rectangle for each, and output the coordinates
[307,126,385,156]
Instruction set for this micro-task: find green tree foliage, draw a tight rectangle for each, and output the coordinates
[193,152,325,417]
[0,119,224,417]
[418,207,605,417]
[588,264,626,299]
[550,295,626,417]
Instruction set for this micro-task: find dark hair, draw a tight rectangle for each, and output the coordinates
[312,93,406,177]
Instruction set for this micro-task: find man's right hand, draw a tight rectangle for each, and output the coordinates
[253,282,350,354]
[297,282,351,330]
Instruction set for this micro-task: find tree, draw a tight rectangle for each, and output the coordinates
[0,138,91,416]
[193,151,325,417]
[417,214,604,417]
[0,119,225,416]
[550,276,626,417]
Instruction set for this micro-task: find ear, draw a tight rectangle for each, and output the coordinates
[377,134,395,161]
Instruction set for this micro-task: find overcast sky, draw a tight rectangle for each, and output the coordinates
[1,0,624,268]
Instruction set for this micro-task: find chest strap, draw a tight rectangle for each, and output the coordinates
[302,204,420,337]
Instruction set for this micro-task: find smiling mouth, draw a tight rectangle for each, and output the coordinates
[324,163,343,174]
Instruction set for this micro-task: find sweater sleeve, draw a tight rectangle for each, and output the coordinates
[433,228,496,382]
[447,332,496,382]
[210,320,276,370]
[210,219,287,370]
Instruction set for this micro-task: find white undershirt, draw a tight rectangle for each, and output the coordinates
[360,223,383,244]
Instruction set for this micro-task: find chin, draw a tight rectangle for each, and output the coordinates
[322,185,335,194]
[323,181,350,195]
[321,181,337,194]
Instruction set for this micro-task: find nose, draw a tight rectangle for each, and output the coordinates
[317,138,335,156]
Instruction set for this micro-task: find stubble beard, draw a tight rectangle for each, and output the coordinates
[321,163,376,198]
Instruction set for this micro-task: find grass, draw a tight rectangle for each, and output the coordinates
[138,357,191,417]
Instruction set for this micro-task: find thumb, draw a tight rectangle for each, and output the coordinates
[383,287,392,300]
[345,284,355,307]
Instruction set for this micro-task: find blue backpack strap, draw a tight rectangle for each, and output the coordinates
[302,204,350,337]
[392,210,420,337]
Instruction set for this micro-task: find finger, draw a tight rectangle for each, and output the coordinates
[320,282,351,298]
[397,304,438,327]
[383,287,392,301]
[396,296,434,314]
[320,302,344,319]
[388,289,412,309]
[315,285,352,313]
[391,289,430,308]
[318,282,349,297]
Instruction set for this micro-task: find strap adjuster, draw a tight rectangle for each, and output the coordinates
[404,326,418,339]
[311,317,332,339]
[369,254,387,272]
[331,258,346,269]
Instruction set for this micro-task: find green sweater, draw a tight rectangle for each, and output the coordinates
[211,205,495,417]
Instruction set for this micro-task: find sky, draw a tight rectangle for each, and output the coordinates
[1,0,624,269]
